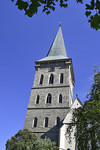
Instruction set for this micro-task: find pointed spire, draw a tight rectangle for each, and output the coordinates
[38,26,68,62]
[47,25,67,57]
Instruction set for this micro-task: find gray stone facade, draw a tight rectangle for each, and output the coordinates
[24,60,74,144]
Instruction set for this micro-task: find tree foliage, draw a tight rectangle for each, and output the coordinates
[6,129,58,150]
[67,67,100,150]
[33,137,59,150]
[11,0,100,30]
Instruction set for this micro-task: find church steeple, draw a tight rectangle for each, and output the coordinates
[24,26,76,149]
[38,26,68,62]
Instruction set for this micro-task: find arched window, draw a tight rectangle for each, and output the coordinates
[60,73,64,84]
[45,117,48,127]
[49,74,54,84]
[40,74,44,85]
[56,117,60,127]
[36,95,39,104]
[47,93,52,103]
[59,94,62,103]
[34,117,37,127]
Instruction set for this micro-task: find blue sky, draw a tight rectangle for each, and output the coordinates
[0,0,100,149]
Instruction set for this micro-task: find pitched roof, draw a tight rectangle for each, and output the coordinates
[63,96,83,124]
[38,26,68,62]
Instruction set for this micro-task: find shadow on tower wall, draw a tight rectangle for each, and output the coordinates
[41,122,63,146]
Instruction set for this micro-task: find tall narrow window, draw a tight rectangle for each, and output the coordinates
[40,74,44,85]
[59,94,62,103]
[49,74,54,84]
[47,93,52,103]
[45,117,48,127]
[34,117,37,127]
[60,73,64,84]
[56,117,60,127]
[36,95,39,104]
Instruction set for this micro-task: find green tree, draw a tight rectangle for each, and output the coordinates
[6,129,37,150]
[6,129,58,150]
[11,0,100,30]
[67,67,100,150]
[33,137,59,150]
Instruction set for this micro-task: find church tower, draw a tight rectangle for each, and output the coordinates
[24,26,75,146]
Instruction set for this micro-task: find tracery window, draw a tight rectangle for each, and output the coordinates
[49,74,54,84]
[36,95,39,104]
[59,94,62,103]
[40,74,44,85]
[34,117,37,127]
[45,117,48,127]
[60,73,64,84]
[56,117,60,127]
[47,93,52,103]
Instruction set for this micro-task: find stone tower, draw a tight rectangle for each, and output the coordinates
[24,26,75,146]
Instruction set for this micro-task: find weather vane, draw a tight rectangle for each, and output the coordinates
[59,22,62,27]
[76,94,78,98]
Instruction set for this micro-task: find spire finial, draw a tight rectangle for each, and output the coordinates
[76,94,78,98]
[59,22,61,27]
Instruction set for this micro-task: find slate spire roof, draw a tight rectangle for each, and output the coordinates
[38,26,68,62]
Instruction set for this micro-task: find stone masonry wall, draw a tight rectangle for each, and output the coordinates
[24,60,74,145]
